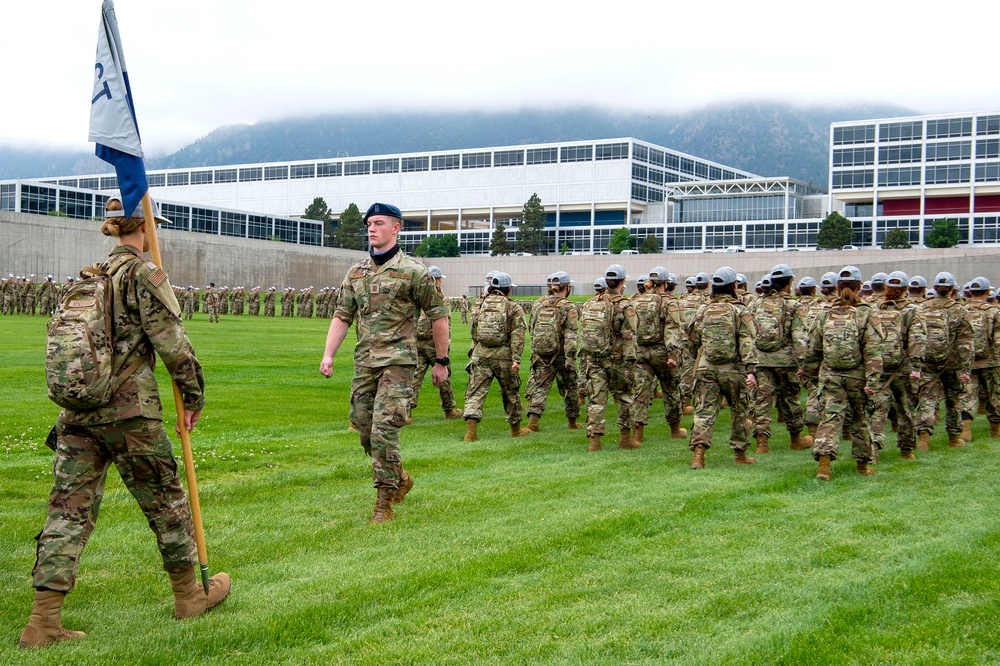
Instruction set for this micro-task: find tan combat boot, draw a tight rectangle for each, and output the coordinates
[391,468,413,504]
[734,449,757,464]
[816,455,832,481]
[526,414,540,432]
[444,409,463,420]
[808,424,818,438]
[856,461,876,476]
[669,422,688,439]
[511,422,532,438]
[900,449,916,460]
[633,423,645,444]
[683,405,694,416]
[405,416,413,425]
[463,419,478,442]
[790,431,813,451]
[690,444,706,469]
[19,590,86,649]
[754,433,770,454]
[618,428,639,449]
[948,432,965,448]
[588,434,602,452]
[169,565,232,620]
[369,489,394,524]
[917,431,931,451]
[567,417,582,430]
[991,422,1000,439]
[961,419,973,443]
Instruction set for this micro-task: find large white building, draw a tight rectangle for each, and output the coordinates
[829,111,1000,247]
[4,137,831,255]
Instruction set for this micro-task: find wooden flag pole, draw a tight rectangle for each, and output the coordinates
[141,192,211,593]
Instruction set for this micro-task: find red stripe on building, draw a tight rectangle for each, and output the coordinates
[974,195,1000,213]
[924,196,970,215]
[882,198,920,215]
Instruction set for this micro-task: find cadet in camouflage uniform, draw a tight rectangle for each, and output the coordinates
[687,267,758,469]
[800,274,835,437]
[1,273,12,314]
[218,287,229,315]
[38,276,57,316]
[264,287,276,317]
[183,286,195,319]
[914,272,973,450]
[231,286,244,316]
[631,266,686,443]
[321,203,450,524]
[678,273,711,413]
[869,271,925,460]
[581,265,638,452]
[21,198,229,650]
[204,282,220,323]
[460,295,470,324]
[409,266,462,421]
[462,272,532,441]
[248,286,261,316]
[958,277,1000,441]
[804,266,884,480]
[24,274,38,315]
[524,271,581,432]
[749,264,811,453]
[280,287,294,317]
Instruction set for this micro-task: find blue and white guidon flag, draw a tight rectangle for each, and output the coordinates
[88,0,147,220]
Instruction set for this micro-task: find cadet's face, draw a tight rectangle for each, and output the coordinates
[366,215,401,252]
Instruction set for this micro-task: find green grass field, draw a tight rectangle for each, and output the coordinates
[2,313,999,665]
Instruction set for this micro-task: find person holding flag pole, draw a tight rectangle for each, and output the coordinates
[20,1,228,649]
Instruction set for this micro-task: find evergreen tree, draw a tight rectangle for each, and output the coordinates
[925,219,961,248]
[333,203,365,250]
[490,220,511,256]
[881,228,912,249]
[816,212,853,249]
[639,235,662,254]
[516,193,547,255]
[608,227,635,254]
[303,197,334,246]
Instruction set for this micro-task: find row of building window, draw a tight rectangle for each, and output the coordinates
[833,161,1000,188]
[833,139,1000,168]
[834,116,1000,146]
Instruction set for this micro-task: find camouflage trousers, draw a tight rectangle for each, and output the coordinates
[525,353,579,420]
[633,344,681,426]
[461,311,468,324]
[183,303,194,320]
[577,355,591,402]
[410,340,457,413]
[915,367,965,435]
[803,376,821,427]
[679,348,695,405]
[689,367,751,452]
[753,366,804,438]
[350,365,414,491]
[584,355,634,437]
[463,355,523,425]
[207,304,219,323]
[31,418,197,593]
[249,302,260,316]
[870,370,918,452]
[265,303,275,317]
[959,367,1000,423]
[812,372,874,462]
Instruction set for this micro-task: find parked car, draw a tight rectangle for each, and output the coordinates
[724,246,746,253]
[513,252,534,256]
[842,245,860,251]
[620,249,640,255]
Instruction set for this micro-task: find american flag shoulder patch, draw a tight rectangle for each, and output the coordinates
[147,267,168,287]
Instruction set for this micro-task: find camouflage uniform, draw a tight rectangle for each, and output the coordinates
[914,298,973,438]
[410,289,458,415]
[749,292,808,440]
[958,299,1000,424]
[678,290,707,405]
[204,286,220,323]
[687,294,756,453]
[631,290,685,431]
[248,288,261,316]
[525,294,580,422]
[870,298,924,454]
[583,293,638,437]
[281,289,294,317]
[805,300,884,462]
[231,287,244,316]
[218,288,229,315]
[460,297,470,324]
[801,293,835,430]
[264,288,276,317]
[24,277,38,315]
[335,251,448,491]
[463,293,527,424]
[32,245,205,593]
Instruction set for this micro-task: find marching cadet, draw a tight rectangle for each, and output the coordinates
[908,276,928,301]
[958,277,1000,442]
[264,287,276,317]
[462,272,532,441]
[409,266,463,422]
[804,266,884,480]
[183,286,195,320]
[914,272,973,450]
[631,266,686,444]
[869,271,925,460]
[687,267,758,468]
[248,286,261,316]
[524,271,581,431]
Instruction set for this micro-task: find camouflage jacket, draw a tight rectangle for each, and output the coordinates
[470,292,526,361]
[806,301,884,391]
[688,295,757,373]
[748,292,808,369]
[878,298,926,374]
[334,250,448,367]
[416,287,447,342]
[264,291,276,307]
[58,245,205,426]
[529,294,579,360]
[963,299,1000,369]
[610,293,638,362]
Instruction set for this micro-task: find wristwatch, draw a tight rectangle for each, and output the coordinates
[435,356,450,367]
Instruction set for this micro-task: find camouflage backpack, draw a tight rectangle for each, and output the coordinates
[922,303,952,365]
[530,297,565,356]
[878,307,905,370]
[700,301,738,365]
[632,293,664,346]
[45,256,143,410]
[821,306,862,371]
[753,295,788,352]
[579,294,615,356]
[475,293,510,347]
[967,305,991,360]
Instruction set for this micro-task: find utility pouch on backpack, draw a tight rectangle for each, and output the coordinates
[822,307,862,371]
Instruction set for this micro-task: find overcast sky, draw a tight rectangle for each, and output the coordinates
[4,0,998,156]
